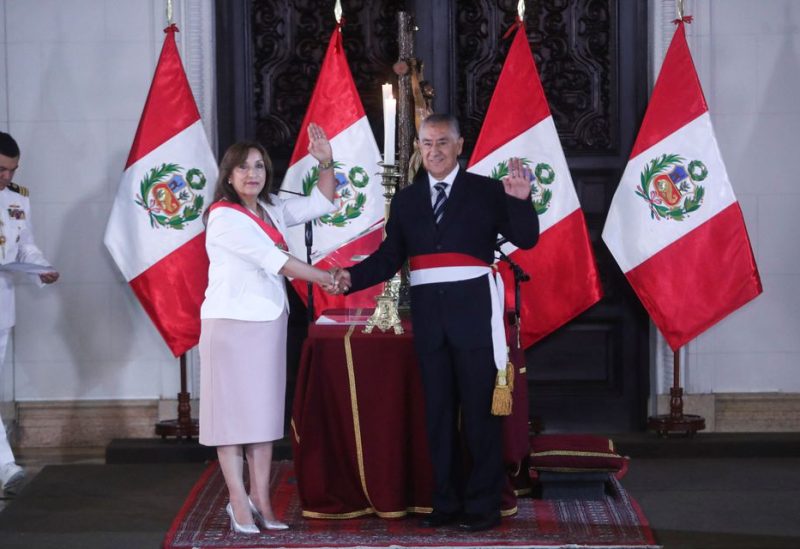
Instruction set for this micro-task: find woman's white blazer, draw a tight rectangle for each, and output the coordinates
[200,187,336,321]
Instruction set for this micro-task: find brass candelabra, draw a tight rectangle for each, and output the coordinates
[363,162,403,335]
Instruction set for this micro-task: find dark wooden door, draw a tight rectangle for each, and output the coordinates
[216,0,650,432]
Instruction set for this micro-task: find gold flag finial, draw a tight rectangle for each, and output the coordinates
[517,0,525,20]
[335,0,343,25]
[166,0,173,25]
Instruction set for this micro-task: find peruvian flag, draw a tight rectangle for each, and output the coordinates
[468,21,603,349]
[282,25,384,316]
[104,25,217,356]
[602,19,762,351]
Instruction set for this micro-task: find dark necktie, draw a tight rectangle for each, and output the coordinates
[433,181,448,225]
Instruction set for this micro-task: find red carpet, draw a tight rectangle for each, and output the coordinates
[163,461,659,548]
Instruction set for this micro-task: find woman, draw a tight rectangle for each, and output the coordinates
[199,124,337,534]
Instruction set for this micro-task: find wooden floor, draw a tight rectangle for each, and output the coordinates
[1,434,800,548]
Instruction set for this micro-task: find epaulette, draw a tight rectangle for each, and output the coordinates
[7,182,29,197]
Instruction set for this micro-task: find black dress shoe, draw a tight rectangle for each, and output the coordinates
[421,509,460,528]
[458,512,501,532]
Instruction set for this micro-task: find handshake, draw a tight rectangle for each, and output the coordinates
[321,267,351,295]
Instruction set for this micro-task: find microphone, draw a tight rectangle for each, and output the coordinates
[277,188,306,197]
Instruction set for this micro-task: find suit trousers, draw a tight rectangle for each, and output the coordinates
[0,327,15,464]
[417,343,504,515]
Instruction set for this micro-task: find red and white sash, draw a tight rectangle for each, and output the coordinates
[210,201,289,251]
[409,253,507,372]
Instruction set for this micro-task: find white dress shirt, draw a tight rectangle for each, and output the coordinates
[427,164,460,208]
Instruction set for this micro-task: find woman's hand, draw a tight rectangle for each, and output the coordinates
[308,122,337,202]
[318,268,338,294]
[307,123,333,164]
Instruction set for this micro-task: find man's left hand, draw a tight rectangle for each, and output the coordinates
[502,157,532,200]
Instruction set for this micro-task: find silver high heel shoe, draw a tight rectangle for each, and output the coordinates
[248,497,289,530]
[226,503,260,534]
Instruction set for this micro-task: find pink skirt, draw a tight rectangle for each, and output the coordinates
[199,314,287,446]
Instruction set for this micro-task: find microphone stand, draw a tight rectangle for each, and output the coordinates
[305,221,314,322]
[495,243,542,433]
[278,188,315,322]
[495,245,530,326]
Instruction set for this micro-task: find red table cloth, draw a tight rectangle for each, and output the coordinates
[291,313,530,519]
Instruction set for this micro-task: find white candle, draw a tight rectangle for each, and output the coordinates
[382,83,396,166]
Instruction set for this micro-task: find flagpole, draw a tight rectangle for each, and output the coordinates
[153,0,199,440]
[155,353,199,438]
[647,347,705,437]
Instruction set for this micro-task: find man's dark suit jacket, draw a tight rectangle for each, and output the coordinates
[348,167,539,353]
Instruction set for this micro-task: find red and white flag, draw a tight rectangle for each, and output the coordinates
[104,25,217,356]
[602,19,762,351]
[282,26,384,316]
[468,22,603,349]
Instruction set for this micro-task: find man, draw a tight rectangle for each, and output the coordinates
[0,131,59,494]
[333,114,538,531]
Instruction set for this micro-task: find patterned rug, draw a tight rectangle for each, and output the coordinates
[163,461,659,549]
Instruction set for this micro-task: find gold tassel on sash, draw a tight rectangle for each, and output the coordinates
[491,359,515,416]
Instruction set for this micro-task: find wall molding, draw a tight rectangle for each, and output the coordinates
[16,400,160,448]
[12,392,800,449]
[655,392,800,432]
[14,399,202,448]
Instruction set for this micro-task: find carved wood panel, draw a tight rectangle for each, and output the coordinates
[456,0,615,156]
[250,0,405,175]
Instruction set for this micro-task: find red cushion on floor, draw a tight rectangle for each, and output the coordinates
[529,434,629,475]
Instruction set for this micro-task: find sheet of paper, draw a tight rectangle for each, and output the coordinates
[0,262,56,275]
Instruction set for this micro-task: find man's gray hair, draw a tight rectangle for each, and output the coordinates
[419,113,461,138]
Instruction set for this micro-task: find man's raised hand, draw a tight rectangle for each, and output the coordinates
[502,157,532,200]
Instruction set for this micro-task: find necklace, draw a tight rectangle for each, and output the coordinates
[249,204,273,227]
[246,203,261,217]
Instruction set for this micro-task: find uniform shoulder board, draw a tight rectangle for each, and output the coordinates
[8,182,29,197]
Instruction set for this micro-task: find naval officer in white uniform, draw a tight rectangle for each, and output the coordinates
[0,131,59,494]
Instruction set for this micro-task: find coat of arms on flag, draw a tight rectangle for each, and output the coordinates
[489,158,555,215]
[301,162,371,228]
[636,154,707,221]
[135,163,208,229]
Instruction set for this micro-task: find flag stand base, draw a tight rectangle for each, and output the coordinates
[647,413,705,438]
[647,351,706,437]
[155,354,199,439]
